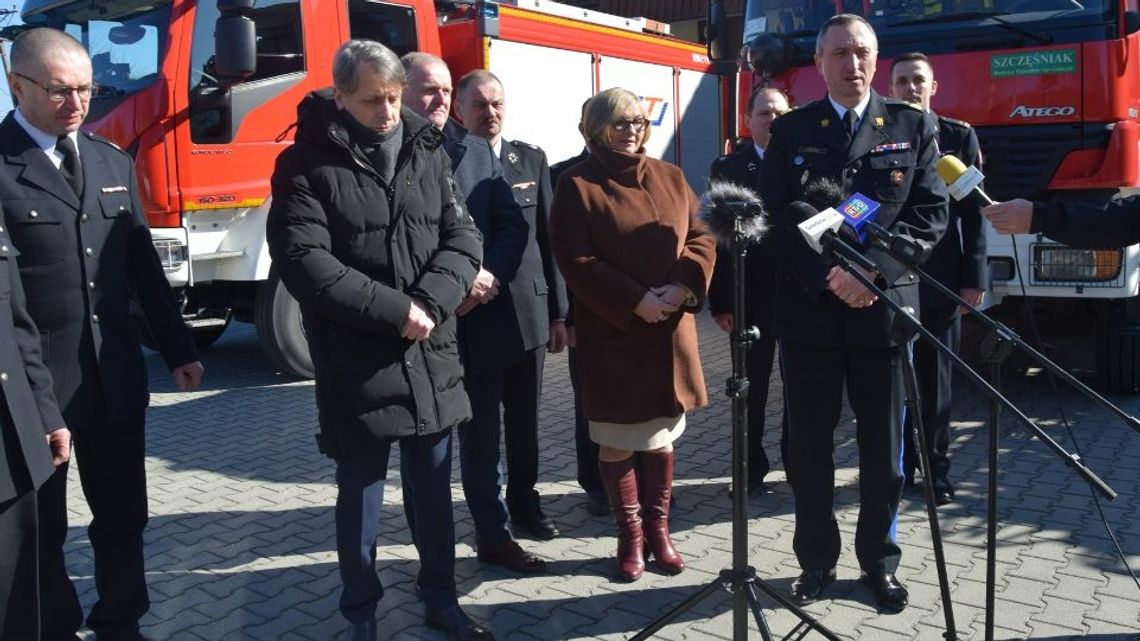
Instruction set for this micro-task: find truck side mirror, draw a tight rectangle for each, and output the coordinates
[214,1,256,85]
[707,0,726,61]
[1125,11,1140,36]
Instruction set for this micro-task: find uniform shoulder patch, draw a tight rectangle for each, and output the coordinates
[884,98,924,112]
[83,132,128,155]
[939,115,972,129]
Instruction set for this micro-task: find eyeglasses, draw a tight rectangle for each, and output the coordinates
[13,72,98,103]
[610,118,650,133]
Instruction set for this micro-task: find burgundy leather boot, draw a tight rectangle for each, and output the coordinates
[638,450,685,574]
[598,457,645,581]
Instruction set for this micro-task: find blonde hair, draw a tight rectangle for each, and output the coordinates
[582,87,651,148]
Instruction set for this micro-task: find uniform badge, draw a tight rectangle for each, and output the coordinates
[746,162,757,171]
[506,151,519,165]
[889,169,904,186]
[874,116,885,128]
[820,119,830,128]
[793,155,805,166]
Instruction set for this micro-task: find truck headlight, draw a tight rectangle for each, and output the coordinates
[152,238,188,272]
[1032,245,1122,283]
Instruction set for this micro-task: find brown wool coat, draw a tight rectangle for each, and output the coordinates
[550,145,716,424]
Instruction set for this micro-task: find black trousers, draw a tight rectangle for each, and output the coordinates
[502,347,545,516]
[905,310,959,484]
[0,487,38,640]
[745,329,790,485]
[39,411,148,641]
[569,346,602,495]
[779,341,906,575]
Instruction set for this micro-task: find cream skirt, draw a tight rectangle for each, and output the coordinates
[589,414,686,451]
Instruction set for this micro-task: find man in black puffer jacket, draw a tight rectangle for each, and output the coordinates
[266,41,488,641]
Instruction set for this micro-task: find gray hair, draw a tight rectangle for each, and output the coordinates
[815,13,876,56]
[400,51,447,75]
[11,27,88,74]
[333,39,404,94]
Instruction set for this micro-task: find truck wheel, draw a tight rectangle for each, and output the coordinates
[255,273,314,379]
[1095,297,1140,394]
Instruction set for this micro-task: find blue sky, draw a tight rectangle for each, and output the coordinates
[0,1,19,115]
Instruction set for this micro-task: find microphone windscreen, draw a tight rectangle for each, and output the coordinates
[785,201,820,224]
[801,177,848,213]
[699,180,768,246]
[936,154,968,186]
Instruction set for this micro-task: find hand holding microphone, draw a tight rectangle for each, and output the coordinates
[935,154,1032,234]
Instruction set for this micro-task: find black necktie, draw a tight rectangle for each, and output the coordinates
[57,135,84,197]
[843,110,858,144]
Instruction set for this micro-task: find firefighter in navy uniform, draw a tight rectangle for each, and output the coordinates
[707,87,791,495]
[756,15,948,613]
[891,52,987,507]
[452,69,570,542]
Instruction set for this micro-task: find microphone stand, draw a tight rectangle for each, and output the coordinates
[827,244,1118,639]
[866,244,1137,640]
[631,210,842,641]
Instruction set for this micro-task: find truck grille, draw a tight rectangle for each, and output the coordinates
[972,124,1112,201]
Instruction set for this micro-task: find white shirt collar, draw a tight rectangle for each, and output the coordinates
[828,93,872,125]
[14,107,80,167]
[492,138,503,158]
[753,145,765,161]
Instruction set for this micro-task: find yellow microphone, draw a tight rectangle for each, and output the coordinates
[936,155,995,207]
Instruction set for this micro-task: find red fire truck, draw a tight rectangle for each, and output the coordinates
[10,0,727,378]
[710,0,1140,392]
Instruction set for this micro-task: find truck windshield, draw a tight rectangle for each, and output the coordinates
[744,0,1112,42]
[22,0,171,122]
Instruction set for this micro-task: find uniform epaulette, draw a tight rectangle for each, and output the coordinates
[83,131,128,155]
[884,98,924,111]
[509,139,541,151]
[938,115,972,129]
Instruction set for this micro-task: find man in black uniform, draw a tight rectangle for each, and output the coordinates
[757,14,948,613]
[891,52,986,506]
[708,87,791,495]
[453,69,569,540]
[1,28,202,641]
[0,205,71,640]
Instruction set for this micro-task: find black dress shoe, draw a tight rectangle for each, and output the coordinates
[345,619,377,641]
[862,572,909,613]
[476,539,546,573]
[584,491,611,516]
[789,568,836,605]
[933,478,955,506]
[425,605,494,641]
[510,511,560,540]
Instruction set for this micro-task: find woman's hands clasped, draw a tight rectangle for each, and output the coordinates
[635,283,691,324]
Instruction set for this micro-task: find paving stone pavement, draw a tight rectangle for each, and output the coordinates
[61,316,1140,641]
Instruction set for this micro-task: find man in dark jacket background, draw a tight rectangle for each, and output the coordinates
[707,86,791,496]
[400,52,546,573]
[266,41,487,641]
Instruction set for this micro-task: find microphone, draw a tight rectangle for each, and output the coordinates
[936,155,995,207]
[804,178,930,265]
[789,201,879,273]
[699,180,768,247]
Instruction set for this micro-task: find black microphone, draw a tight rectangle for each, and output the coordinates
[699,180,768,247]
[804,178,931,265]
[787,200,879,273]
[937,155,995,208]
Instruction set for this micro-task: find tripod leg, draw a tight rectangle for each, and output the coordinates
[742,575,774,641]
[627,578,725,641]
[900,343,958,639]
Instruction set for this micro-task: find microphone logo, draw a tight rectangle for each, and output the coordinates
[837,193,881,243]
